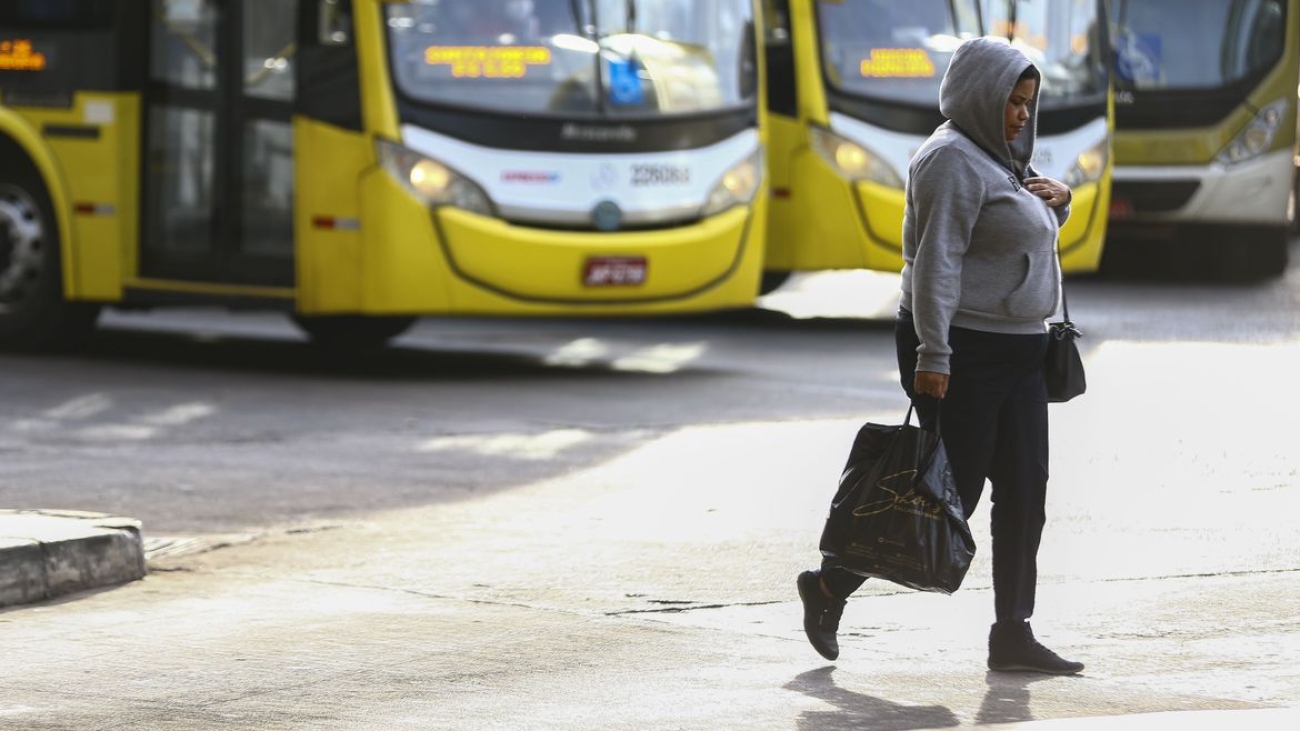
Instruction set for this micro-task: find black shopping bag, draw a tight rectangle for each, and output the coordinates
[818,406,976,594]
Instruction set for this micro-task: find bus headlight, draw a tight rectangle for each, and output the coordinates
[1215,99,1288,166]
[376,139,494,216]
[809,126,904,189]
[703,148,764,217]
[1063,140,1109,188]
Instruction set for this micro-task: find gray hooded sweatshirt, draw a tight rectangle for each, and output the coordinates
[900,37,1068,375]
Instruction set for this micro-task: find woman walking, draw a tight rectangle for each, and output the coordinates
[798,37,1083,675]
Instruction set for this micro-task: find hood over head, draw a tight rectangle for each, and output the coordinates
[938,36,1040,179]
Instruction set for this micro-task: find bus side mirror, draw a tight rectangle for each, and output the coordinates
[319,0,351,46]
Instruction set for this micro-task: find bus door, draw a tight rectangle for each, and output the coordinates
[141,0,297,289]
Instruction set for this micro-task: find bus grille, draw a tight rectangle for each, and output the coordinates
[1111,180,1201,213]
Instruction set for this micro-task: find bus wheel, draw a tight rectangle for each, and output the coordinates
[1289,168,1300,237]
[292,314,417,350]
[0,178,100,351]
[1219,227,1289,281]
[759,270,792,295]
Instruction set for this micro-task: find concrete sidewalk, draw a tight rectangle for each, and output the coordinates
[0,509,146,608]
[976,708,1299,730]
[2,500,1295,730]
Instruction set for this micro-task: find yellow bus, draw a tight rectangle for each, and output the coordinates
[0,0,768,350]
[1106,0,1298,279]
[760,0,1112,291]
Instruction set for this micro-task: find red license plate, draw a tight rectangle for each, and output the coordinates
[583,256,647,287]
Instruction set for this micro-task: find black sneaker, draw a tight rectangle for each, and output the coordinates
[988,621,1084,675]
[797,570,846,661]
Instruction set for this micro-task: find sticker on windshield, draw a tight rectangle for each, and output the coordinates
[0,39,47,71]
[1114,33,1162,85]
[607,58,644,106]
[424,46,551,79]
[859,48,934,79]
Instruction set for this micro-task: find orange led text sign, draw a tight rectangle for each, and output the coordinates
[424,46,551,78]
[0,39,47,71]
[859,48,934,78]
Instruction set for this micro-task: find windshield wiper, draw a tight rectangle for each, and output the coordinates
[569,0,592,38]
[627,0,637,33]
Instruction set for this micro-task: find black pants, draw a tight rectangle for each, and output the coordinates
[821,314,1051,624]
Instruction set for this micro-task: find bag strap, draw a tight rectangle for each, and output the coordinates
[906,401,943,487]
[1054,239,1071,324]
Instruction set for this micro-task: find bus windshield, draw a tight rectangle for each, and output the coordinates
[819,1,1107,110]
[0,0,114,28]
[982,0,1107,109]
[1110,0,1286,91]
[816,0,982,107]
[385,0,756,118]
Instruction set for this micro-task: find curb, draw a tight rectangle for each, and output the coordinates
[0,509,147,609]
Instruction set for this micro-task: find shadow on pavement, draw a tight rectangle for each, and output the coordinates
[975,671,1061,726]
[70,325,726,384]
[784,666,960,731]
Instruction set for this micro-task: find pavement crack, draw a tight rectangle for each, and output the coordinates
[609,600,782,616]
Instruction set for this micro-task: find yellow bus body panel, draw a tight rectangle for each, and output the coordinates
[853,182,906,271]
[773,143,905,272]
[1058,177,1109,273]
[355,0,401,141]
[1,104,79,299]
[295,118,370,313]
[54,94,136,301]
[763,115,800,269]
[354,167,456,313]
[2,94,140,302]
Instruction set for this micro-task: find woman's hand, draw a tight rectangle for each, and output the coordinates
[1026,176,1072,208]
[914,371,949,399]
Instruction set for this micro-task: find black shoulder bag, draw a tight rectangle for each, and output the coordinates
[1046,266,1086,403]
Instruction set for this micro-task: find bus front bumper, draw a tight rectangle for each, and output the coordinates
[431,205,765,314]
[1110,150,1293,229]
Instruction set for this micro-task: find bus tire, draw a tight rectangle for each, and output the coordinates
[1289,167,1299,237]
[0,172,100,351]
[1219,227,1289,281]
[292,314,417,350]
[759,270,792,295]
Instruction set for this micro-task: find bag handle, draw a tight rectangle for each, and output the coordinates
[1053,239,1077,330]
[905,402,943,488]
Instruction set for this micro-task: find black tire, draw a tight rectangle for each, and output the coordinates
[291,314,417,350]
[759,270,793,296]
[0,172,100,351]
[1218,227,1289,281]
[1289,168,1299,237]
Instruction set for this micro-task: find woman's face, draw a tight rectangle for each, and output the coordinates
[1004,78,1037,141]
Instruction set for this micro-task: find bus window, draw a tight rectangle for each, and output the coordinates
[763,0,798,117]
[384,0,756,117]
[244,0,297,102]
[319,0,352,46]
[242,0,297,257]
[982,0,1108,110]
[152,0,218,91]
[1111,0,1286,90]
[146,0,219,260]
[815,0,982,107]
